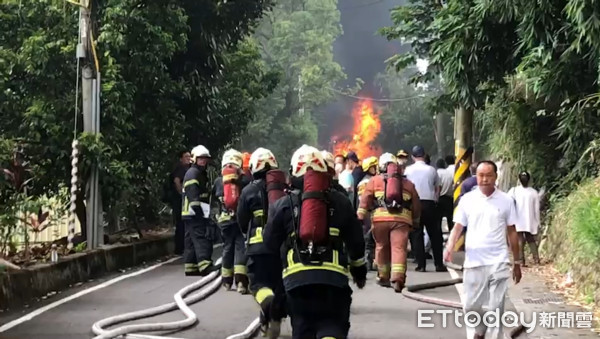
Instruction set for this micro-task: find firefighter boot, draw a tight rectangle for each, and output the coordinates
[393,274,406,293]
[234,272,249,295]
[366,250,376,271]
[258,295,274,337]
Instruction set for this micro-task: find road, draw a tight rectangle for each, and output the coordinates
[0,247,519,339]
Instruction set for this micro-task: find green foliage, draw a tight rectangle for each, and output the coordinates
[0,0,276,231]
[544,177,600,307]
[373,67,453,157]
[238,0,355,165]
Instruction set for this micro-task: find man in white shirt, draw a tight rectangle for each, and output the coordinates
[436,156,455,232]
[405,145,444,272]
[444,160,522,339]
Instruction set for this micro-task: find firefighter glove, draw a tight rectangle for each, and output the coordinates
[350,264,367,289]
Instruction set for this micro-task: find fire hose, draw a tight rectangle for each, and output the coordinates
[91,258,223,339]
[401,262,528,339]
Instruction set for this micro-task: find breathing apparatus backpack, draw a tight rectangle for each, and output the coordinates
[221,164,241,211]
[266,169,287,204]
[380,162,408,212]
[289,169,333,264]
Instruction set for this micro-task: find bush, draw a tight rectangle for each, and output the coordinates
[543,176,600,307]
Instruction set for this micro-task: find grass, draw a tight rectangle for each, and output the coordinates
[542,176,600,311]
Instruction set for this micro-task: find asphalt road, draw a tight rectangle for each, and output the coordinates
[0,248,517,339]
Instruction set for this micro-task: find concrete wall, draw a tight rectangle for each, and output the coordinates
[0,235,174,310]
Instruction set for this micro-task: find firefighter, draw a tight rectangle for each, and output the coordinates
[321,150,347,195]
[236,147,285,339]
[213,149,250,293]
[357,152,421,292]
[263,145,367,339]
[182,145,218,276]
[357,156,378,271]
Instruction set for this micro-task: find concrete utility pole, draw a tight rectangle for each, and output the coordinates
[452,105,473,252]
[435,112,445,160]
[79,0,103,249]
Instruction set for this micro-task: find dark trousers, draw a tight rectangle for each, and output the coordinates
[172,200,184,255]
[410,200,444,269]
[286,285,352,339]
[438,195,454,232]
[220,222,247,285]
[184,218,214,275]
[247,254,286,322]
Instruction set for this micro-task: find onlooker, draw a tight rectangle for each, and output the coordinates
[404,145,445,272]
[396,149,409,166]
[347,151,365,211]
[444,160,522,339]
[436,158,454,232]
[507,171,541,266]
[334,154,346,179]
[170,150,191,255]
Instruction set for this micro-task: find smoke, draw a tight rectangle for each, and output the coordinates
[318,0,409,148]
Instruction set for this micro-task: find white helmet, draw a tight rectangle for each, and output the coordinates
[290,145,328,177]
[191,145,210,162]
[321,150,335,170]
[378,152,397,172]
[249,147,278,174]
[222,149,243,168]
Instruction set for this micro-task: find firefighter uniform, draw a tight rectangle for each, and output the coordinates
[358,153,421,292]
[213,175,250,292]
[357,156,378,271]
[182,163,216,276]
[237,178,286,333]
[263,186,367,339]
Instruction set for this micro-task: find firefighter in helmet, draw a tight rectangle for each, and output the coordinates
[213,148,250,293]
[263,144,367,339]
[182,145,218,276]
[357,152,421,292]
[321,150,347,195]
[357,156,378,271]
[236,147,286,339]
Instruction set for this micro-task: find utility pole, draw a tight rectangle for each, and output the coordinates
[297,73,304,116]
[435,111,445,160]
[452,105,473,252]
[79,0,103,249]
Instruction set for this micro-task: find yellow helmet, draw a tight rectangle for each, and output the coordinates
[249,147,278,174]
[221,148,243,168]
[290,145,328,177]
[361,156,379,172]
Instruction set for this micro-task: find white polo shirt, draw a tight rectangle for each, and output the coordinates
[453,187,518,268]
[405,160,439,201]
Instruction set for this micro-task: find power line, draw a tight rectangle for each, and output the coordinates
[327,87,426,102]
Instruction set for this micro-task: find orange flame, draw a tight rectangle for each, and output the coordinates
[333,99,382,160]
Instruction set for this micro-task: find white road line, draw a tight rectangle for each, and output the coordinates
[0,243,224,333]
[447,267,474,339]
[0,256,181,333]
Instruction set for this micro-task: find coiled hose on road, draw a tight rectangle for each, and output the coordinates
[91,258,223,339]
[401,262,527,339]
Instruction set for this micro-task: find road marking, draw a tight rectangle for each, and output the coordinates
[0,256,181,333]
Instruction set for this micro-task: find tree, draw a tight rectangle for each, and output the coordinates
[373,66,453,158]
[0,0,276,237]
[238,0,357,165]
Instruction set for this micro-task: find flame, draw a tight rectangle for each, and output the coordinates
[332,99,382,160]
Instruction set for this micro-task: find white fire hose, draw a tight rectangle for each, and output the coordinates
[91,258,223,339]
